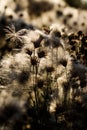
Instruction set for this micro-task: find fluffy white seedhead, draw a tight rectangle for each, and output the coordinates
[27,30,40,42]
[22,42,34,54]
[13,52,30,71]
[50,23,68,35]
[0,54,14,70]
[1,52,30,72]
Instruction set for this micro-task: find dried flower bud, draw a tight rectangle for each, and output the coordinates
[31,56,39,66]
[25,48,32,56]
[37,48,46,58]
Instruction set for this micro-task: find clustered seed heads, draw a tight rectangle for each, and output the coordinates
[0,0,87,129]
[3,24,87,96]
[0,23,87,130]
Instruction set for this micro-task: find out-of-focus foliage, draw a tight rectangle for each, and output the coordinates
[65,0,87,9]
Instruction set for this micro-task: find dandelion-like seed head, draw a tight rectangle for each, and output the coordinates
[4,25,28,44]
[4,25,21,43]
